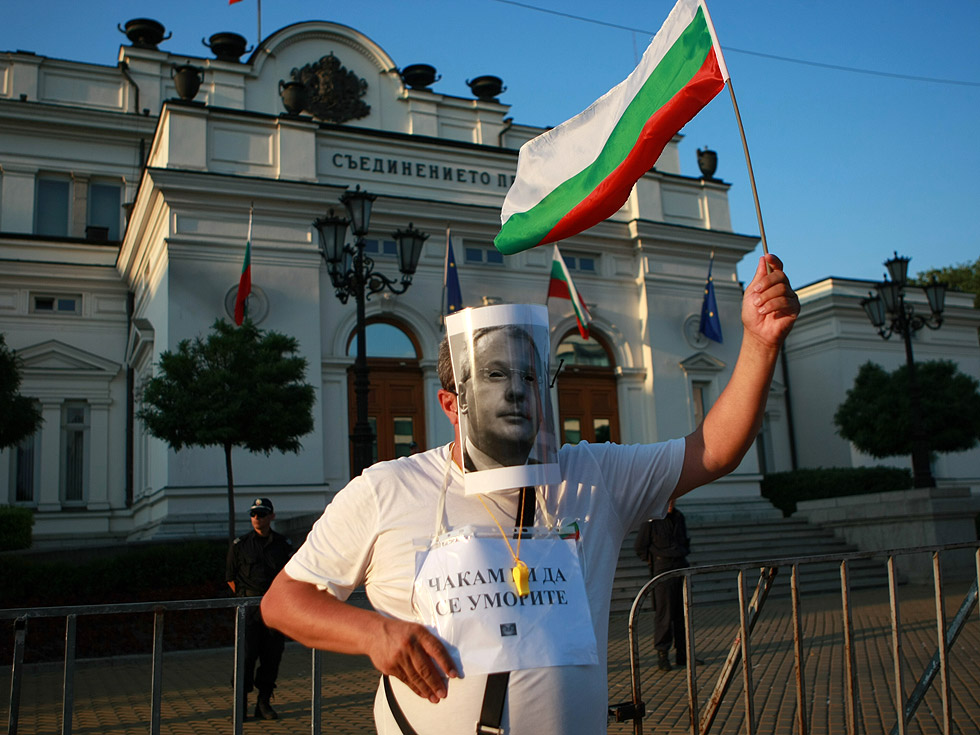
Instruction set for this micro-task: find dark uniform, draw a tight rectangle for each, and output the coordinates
[634,506,691,670]
[226,499,293,714]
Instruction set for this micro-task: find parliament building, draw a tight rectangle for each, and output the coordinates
[2,19,977,548]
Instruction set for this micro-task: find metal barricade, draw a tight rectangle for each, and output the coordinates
[1,596,327,735]
[6,543,979,734]
[615,541,980,735]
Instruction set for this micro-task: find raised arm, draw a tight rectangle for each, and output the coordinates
[673,254,799,497]
[261,570,457,703]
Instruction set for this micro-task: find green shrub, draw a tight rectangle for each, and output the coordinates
[0,505,34,551]
[0,539,228,607]
[0,539,234,663]
[761,467,913,517]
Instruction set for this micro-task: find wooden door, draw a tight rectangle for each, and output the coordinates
[557,372,620,444]
[348,363,426,471]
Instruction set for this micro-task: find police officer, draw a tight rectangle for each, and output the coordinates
[226,497,293,719]
[634,499,694,671]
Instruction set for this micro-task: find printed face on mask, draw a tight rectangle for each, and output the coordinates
[459,327,543,469]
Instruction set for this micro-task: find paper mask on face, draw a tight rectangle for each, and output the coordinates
[446,304,560,494]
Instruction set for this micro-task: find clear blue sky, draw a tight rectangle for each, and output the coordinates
[4,0,978,289]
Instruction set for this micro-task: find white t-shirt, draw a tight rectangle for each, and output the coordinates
[285,439,685,734]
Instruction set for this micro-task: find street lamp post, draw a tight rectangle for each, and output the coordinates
[859,252,946,488]
[313,186,428,477]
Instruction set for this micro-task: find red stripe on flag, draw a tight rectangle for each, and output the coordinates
[542,51,723,245]
[234,265,251,325]
[547,279,572,301]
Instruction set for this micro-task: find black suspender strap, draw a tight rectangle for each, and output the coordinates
[517,484,535,532]
[383,674,420,735]
[475,485,534,735]
[477,672,509,735]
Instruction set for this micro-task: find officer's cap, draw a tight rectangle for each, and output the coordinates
[250,497,274,513]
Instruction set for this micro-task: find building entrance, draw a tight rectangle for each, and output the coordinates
[555,332,620,444]
[346,320,425,474]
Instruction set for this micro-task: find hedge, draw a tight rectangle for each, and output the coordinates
[0,539,228,607]
[0,539,233,663]
[0,505,34,551]
[760,466,913,517]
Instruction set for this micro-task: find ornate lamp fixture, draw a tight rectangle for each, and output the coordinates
[860,252,946,340]
[313,187,428,477]
[859,252,947,488]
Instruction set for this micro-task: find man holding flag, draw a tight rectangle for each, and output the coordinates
[260,3,802,733]
[264,250,798,733]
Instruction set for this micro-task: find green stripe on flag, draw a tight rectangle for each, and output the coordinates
[496,8,713,254]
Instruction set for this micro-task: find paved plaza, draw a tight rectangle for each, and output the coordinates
[3,583,978,734]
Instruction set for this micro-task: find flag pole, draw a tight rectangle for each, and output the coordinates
[726,78,771,271]
[256,0,262,47]
[440,226,450,327]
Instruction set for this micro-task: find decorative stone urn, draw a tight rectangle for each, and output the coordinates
[279,80,307,116]
[697,147,718,179]
[172,65,203,101]
[203,32,251,62]
[467,75,506,101]
[400,64,440,90]
[118,18,170,49]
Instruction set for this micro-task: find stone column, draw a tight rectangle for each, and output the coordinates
[35,401,63,512]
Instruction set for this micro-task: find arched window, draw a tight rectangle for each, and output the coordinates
[555,333,612,367]
[346,321,418,359]
[555,331,620,445]
[346,319,425,473]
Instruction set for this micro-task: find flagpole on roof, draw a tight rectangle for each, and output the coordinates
[257,0,262,47]
[248,201,254,243]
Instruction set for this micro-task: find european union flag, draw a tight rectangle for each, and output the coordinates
[444,233,462,316]
[699,256,723,343]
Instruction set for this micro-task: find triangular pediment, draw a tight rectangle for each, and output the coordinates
[679,351,726,373]
[17,340,120,376]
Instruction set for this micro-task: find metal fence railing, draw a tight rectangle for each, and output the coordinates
[611,541,980,735]
[1,596,330,735]
[6,542,979,735]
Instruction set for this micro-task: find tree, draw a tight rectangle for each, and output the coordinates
[914,257,980,308]
[138,319,316,544]
[0,333,43,451]
[834,360,980,460]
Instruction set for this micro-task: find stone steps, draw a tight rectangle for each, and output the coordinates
[610,512,893,613]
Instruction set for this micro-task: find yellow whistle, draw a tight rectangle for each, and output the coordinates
[512,560,530,597]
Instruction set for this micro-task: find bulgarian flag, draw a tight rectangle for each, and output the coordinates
[495,0,729,255]
[547,245,592,339]
[233,207,253,326]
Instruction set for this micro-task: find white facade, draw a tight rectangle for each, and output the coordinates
[785,279,980,485]
[2,20,977,548]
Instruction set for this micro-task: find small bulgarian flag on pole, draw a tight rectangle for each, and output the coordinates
[233,205,253,326]
[547,245,592,339]
[495,0,729,255]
